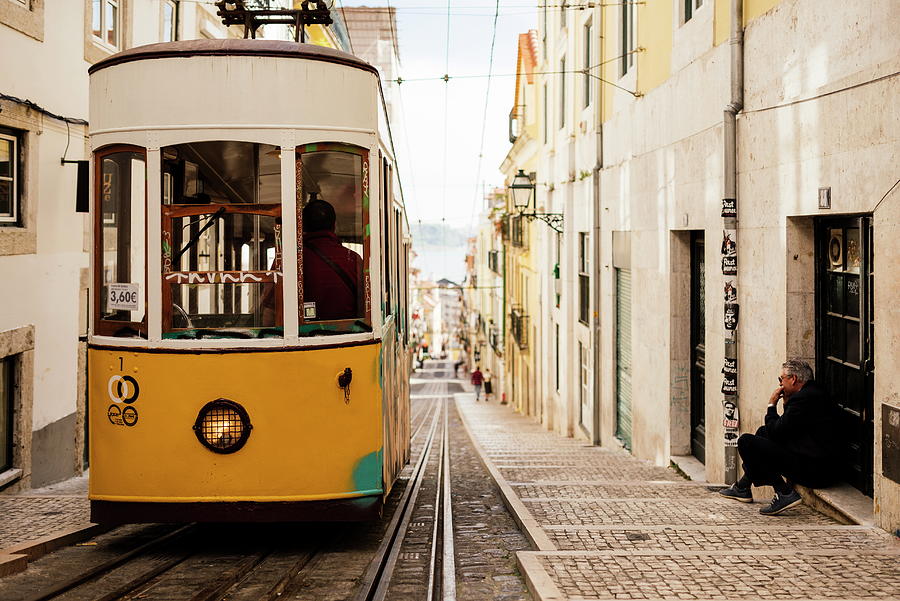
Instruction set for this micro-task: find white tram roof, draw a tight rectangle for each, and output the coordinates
[88,40,382,149]
[88,39,378,77]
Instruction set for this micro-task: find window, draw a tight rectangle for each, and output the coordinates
[583,21,592,108]
[162,0,178,42]
[559,56,566,129]
[92,0,120,49]
[0,356,13,473]
[0,130,21,225]
[579,232,590,324]
[684,0,703,23]
[94,146,146,337]
[297,143,370,335]
[159,141,282,339]
[511,215,527,248]
[620,0,635,76]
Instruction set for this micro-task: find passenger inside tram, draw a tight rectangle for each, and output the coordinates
[301,196,362,321]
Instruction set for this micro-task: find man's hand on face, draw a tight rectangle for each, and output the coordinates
[769,386,784,407]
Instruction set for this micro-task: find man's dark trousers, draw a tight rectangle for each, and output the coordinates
[738,426,834,489]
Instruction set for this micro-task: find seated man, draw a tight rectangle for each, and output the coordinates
[719,358,842,516]
[302,198,362,321]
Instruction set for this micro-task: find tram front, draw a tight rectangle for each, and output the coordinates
[87,40,407,523]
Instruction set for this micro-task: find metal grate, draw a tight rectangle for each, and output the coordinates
[193,399,252,454]
[201,407,244,450]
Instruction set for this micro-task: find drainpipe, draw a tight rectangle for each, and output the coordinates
[590,4,604,446]
[722,0,744,484]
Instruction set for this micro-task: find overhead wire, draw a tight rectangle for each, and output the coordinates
[440,0,452,277]
[337,0,355,54]
[469,0,501,232]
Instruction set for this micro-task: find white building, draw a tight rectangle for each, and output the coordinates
[0,0,235,491]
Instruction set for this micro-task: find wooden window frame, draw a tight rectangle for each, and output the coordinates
[160,203,283,337]
[93,145,147,338]
[296,143,372,335]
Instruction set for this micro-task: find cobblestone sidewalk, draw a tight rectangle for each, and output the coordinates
[455,398,900,601]
[0,473,94,564]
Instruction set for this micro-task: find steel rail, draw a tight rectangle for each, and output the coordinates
[354,399,442,601]
[22,524,196,601]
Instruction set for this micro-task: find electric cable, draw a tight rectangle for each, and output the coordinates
[469,0,501,232]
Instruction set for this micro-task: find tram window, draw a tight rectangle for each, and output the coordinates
[95,148,147,338]
[160,141,283,339]
[297,145,370,335]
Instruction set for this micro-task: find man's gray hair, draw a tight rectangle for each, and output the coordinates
[782,358,813,382]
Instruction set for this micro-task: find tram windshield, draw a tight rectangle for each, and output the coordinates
[297,144,370,335]
[161,141,282,339]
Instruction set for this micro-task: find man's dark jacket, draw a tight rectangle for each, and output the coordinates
[764,380,842,462]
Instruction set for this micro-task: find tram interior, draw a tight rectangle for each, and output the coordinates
[159,141,368,338]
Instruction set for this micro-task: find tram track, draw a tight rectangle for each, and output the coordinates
[355,378,457,601]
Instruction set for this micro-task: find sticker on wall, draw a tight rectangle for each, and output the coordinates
[724,303,740,331]
[721,357,737,395]
[723,400,739,429]
[724,280,737,304]
[723,399,740,447]
[721,230,737,275]
[722,198,737,218]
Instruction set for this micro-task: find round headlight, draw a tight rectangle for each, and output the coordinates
[192,399,252,454]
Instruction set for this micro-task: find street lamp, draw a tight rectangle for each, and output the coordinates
[508,169,564,233]
[509,169,534,212]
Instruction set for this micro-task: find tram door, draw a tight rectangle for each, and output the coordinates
[816,216,874,496]
[690,232,706,464]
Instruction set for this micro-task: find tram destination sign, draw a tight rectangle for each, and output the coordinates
[108,283,140,311]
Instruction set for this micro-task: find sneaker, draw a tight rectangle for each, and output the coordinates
[759,490,802,515]
[718,484,753,503]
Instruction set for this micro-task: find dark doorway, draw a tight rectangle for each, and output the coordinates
[690,232,706,464]
[816,216,874,496]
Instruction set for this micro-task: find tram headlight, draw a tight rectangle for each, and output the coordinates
[192,399,252,454]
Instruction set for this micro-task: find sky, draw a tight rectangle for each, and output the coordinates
[342,1,537,232]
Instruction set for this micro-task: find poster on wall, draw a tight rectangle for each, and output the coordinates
[722,357,737,395]
[724,303,740,331]
[722,198,737,218]
[721,229,737,275]
[723,400,740,446]
[724,280,737,303]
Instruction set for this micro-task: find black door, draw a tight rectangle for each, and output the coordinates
[690,232,706,464]
[816,217,874,496]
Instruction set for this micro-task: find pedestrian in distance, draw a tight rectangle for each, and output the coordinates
[718,358,843,516]
[483,369,493,402]
[471,366,484,401]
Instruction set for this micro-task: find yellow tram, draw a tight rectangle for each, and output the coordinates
[86,40,411,522]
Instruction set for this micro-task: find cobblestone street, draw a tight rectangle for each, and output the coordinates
[455,396,900,601]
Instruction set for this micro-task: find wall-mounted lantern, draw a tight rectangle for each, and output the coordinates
[509,169,563,233]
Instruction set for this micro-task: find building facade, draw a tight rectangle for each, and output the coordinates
[0,0,240,492]
[482,0,899,533]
